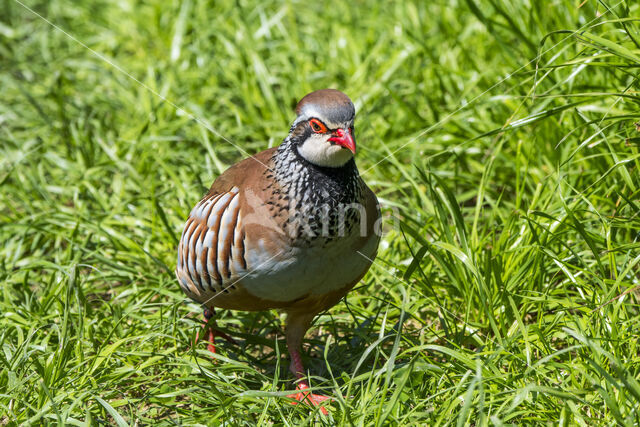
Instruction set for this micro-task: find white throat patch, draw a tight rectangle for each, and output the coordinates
[297,134,354,168]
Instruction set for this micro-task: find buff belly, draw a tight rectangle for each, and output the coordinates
[239,231,378,303]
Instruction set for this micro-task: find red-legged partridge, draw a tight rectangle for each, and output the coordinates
[176,89,380,412]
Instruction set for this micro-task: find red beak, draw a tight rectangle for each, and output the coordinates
[328,128,356,154]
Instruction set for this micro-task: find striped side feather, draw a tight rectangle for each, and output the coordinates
[176,186,247,298]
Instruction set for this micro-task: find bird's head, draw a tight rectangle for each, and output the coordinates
[289,89,356,168]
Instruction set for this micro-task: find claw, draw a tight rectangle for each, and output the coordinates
[287,381,331,415]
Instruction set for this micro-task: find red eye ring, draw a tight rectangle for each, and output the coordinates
[309,119,327,133]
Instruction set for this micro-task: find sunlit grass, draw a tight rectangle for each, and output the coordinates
[1,0,639,424]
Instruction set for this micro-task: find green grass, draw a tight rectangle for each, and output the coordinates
[1,0,639,424]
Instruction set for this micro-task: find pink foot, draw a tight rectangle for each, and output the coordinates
[195,327,218,354]
[287,381,331,415]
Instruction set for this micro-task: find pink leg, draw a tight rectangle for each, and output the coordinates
[286,347,331,415]
[194,308,236,355]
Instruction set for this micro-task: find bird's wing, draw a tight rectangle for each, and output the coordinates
[176,148,280,301]
[176,186,245,297]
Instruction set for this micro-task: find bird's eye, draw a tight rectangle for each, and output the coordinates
[309,119,327,133]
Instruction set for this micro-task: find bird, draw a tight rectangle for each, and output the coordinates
[176,89,380,413]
